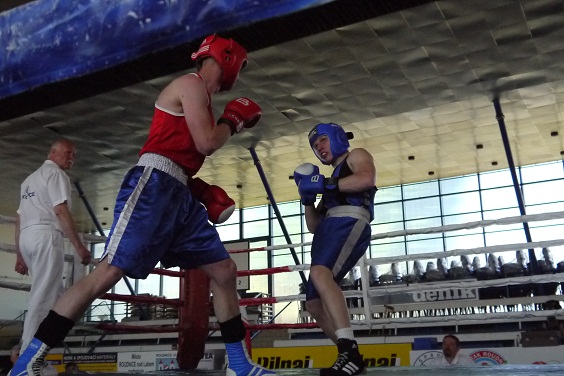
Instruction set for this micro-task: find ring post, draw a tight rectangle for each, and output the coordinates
[249,147,308,286]
[177,269,210,369]
[492,98,539,274]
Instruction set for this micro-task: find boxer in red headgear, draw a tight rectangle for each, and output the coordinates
[10,35,274,376]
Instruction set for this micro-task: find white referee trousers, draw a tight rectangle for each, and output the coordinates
[19,225,66,352]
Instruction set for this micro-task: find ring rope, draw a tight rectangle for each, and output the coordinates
[3,210,564,342]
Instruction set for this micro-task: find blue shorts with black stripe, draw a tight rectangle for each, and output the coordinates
[306,212,371,301]
[100,165,229,279]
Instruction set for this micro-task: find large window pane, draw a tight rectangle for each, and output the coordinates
[523,180,564,205]
[483,208,520,220]
[272,215,301,236]
[374,202,403,223]
[273,234,301,247]
[440,175,479,194]
[406,238,444,255]
[216,223,239,241]
[443,212,484,237]
[92,243,105,259]
[372,221,405,236]
[530,223,564,241]
[162,273,180,299]
[376,186,402,203]
[479,169,514,189]
[249,240,269,298]
[443,212,482,225]
[527,201,564,214]
[370,241,405,258]
[441,191,481,215]
[404,197,441,219]
[243,206,268,221]
[405,217,442,230]
[484,228,527,246]
[243,220,268,238]
[278,201,301,216]
[445,233,485,251]
[481,187,519,210]
[521,162,564,183]
[137,273,161,296]
[403,181,439,199]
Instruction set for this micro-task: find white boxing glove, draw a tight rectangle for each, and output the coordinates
[293,163,319,187]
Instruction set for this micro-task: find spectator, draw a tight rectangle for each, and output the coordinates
[430,335,475,366]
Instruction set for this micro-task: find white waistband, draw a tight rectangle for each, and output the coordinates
[137,153,188,185]
[21,224,63,234]
[326,206,370,223]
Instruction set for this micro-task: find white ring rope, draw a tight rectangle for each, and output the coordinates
[3,211,564,330]
[3,210,564,255]
[357,309,564,327]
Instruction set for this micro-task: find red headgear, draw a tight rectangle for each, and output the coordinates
[191,35,248,91]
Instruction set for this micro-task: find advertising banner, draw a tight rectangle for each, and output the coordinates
[411,346,563,366]
[117,349,226,372]
[46,353,117,373]
[253,344,411,369]
[372,287,479,305]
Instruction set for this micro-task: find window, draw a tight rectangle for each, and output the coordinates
[441,191,480,215]
[87,161,564,324]
[480,169,515,189]
[521,162,564,183]
[403,181,439,199]
[376,185,402,203]
[440,175,479,194]
[481,187,519,210]
[404,197,441,219]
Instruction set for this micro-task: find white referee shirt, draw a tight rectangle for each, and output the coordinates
[18,160,72,232]
[431,351,476,366]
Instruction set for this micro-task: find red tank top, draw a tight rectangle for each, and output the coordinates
[139,74,212,176]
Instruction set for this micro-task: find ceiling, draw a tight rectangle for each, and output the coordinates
[1,0,564,233]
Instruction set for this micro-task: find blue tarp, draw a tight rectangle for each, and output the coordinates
[0,0,330,99]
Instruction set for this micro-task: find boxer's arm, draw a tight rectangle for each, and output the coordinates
[304,204,322,234]
[338,148,376,192]
[160,74,231,156]
[54,202,92,265]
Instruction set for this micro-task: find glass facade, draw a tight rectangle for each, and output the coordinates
[89,161,564,323]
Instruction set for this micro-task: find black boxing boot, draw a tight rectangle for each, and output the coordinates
[320,339,365,376]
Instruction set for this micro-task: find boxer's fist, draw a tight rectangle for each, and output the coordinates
[218,97,262,135]
[298,174,325,198]
[190,178,236,224]
[293,163,319,187]
[293,163,320,206]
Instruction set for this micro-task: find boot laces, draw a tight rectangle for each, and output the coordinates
[332,352,350,370]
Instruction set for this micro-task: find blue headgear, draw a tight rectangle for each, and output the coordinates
[308,123,350,165]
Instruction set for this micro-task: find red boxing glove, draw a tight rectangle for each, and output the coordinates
[218,97,262,135]
[189,178,236,224]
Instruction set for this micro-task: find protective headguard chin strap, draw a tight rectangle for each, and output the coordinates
[191,35,248,91]
[308,123,351,165]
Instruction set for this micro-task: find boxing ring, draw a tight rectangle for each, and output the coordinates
[61,364,564,376]
[2,207,564,371]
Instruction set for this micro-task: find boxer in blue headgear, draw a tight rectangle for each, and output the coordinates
[308,123,350,165]
[293,122,377,376]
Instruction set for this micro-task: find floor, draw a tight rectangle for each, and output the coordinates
[92,364,564,376]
